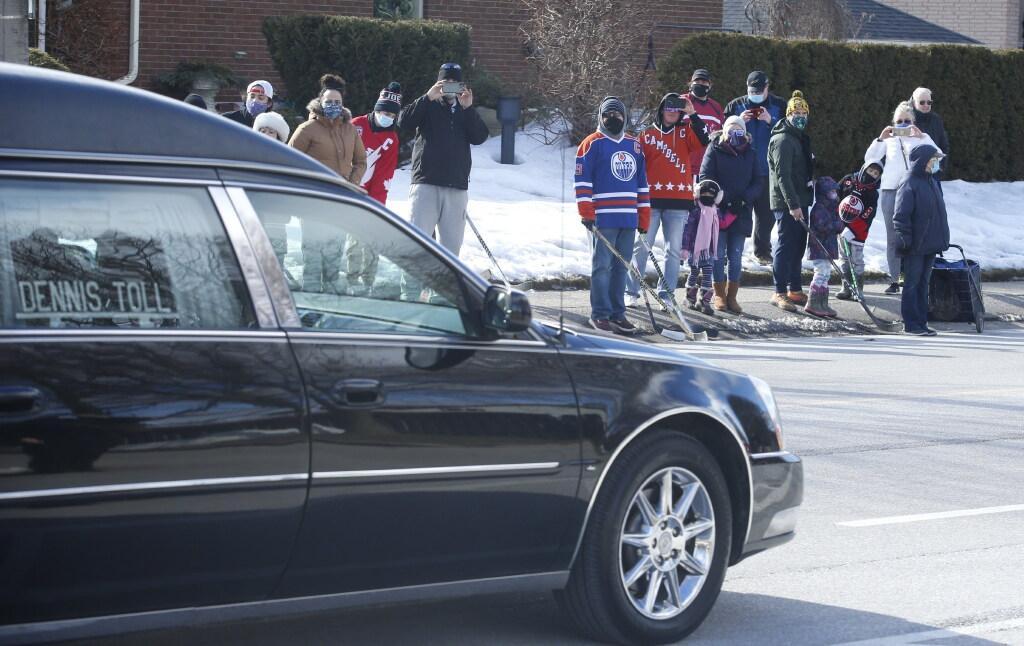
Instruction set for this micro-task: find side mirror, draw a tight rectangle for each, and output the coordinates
[482,286,532,333]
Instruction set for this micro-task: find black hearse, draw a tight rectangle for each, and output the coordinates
[0,64,801,644]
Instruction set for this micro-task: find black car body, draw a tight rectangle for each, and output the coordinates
[0,64,801,644]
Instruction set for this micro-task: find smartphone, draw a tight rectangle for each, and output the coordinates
[892,126,912,136]
[442,81,465,95]
[749,106,764,118]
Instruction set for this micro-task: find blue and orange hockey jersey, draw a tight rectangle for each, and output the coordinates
[575,132,651,231]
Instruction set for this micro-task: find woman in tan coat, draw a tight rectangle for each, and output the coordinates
[289,86,367,184]
[289,76,369,294]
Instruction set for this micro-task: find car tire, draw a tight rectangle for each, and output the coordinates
[559,431,732,645]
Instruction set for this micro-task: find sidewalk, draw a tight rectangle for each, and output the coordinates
[525,280,1024,341]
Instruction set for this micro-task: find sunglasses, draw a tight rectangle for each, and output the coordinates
[441,63,462,70]
[918,100,933,105]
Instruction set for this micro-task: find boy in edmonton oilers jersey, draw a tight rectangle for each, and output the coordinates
[575,96,651,334]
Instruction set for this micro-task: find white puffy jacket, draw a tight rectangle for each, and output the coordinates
[864,133,937,191]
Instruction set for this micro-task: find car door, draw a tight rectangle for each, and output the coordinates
[232,186,582,596]
[0,174,309,624]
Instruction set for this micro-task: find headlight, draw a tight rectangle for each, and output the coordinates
[749,376,784,450]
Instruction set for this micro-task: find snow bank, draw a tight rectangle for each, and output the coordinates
[386,128,1024,282]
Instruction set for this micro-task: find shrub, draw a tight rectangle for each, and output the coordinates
[154,61,241,100]
[658,33,1024,181]
[28,49,70,72]
[263,16,473,118]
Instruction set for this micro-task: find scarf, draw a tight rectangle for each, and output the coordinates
[693,204,720,262]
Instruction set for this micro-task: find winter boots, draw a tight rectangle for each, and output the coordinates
[787,290,808,306]
[712,281,728,312]
[804,286,837,317]
[688,287,714,315]
[685,286,698,309]
[836,273,863,300]
[726,281,742,314]
[771,292,797,312]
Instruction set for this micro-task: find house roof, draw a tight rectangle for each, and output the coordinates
[845,0,981,45]
[0,63,338,179]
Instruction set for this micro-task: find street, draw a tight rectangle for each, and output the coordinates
[84,327,1024,645]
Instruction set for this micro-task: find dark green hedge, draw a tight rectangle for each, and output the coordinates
[658,33,1024,181]
[264,16,494,118]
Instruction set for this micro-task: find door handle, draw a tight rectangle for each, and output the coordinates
[333,379,383,407]
[0,386,42,414]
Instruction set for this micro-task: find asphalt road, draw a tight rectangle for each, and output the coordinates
[74,328,1024,646]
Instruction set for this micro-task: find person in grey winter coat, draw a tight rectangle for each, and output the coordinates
[893,144,950,335]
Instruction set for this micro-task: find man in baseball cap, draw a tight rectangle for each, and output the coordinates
[724,70,787,265]
[224,79,276,128]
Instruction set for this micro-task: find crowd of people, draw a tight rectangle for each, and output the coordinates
[574,68,951,336]
[191,62,952,337]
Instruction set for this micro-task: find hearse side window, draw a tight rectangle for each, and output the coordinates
[0,179,256,330]
[245,191,470,337]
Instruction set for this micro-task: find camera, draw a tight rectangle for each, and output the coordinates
[442,81,466,95]
[892,126,913,137]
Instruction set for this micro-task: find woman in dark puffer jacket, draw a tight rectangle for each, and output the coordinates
[699,115,761,313]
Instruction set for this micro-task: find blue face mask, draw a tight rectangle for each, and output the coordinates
[928,158,942,174]
[376,113,395,128]
[791,115,808,130]
[322,102,343,120]
[728,130,746,146]
[748,92,765,104]
[246,99,269,117]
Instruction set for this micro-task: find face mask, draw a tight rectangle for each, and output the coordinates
[747,92,765,104]
[728,130,746,146]
[323,102,343,120]
[790,115,808,130]
[246,99,268,117]
[699,194,717,207]
[826,190,838,200]
[602,116,624,134]
[690,83,710,98]
[928,158,942,174]
[376,113,395,128]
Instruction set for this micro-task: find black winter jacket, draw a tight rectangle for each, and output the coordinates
[893,145,950,256]
[912,107,949,173]
[224,107,257,128]
[699,130,762,238]
[398,95,490,190]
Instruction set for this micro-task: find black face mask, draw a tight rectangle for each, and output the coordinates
[690,83,710,99]
[602,116,624,134]
[699,194,716,206]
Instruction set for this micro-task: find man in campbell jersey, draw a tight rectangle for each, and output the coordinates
[625,93,706,308]
[352,82,403,205]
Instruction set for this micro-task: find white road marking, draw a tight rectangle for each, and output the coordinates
[837,504,1024,528]
[834,615,1024,644]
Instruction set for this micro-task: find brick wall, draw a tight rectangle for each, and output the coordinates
[876,0,1023,49]
[52,0,723,101]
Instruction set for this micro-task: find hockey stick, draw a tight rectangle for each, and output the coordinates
[466,213,510,289]
[800,219,901,331]
[637,234,710,341]
[591,227,708,342]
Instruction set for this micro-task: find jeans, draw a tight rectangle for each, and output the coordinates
[626,208,688,298]
[879,189,901,282]
[901,253,935,331]
[591,226,635,320]
[751,180,774,258]
[772,208,809,294]
[713,227,746,282]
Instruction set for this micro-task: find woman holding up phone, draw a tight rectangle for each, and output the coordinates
[863,101,937,295]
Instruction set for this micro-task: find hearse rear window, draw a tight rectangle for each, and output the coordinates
[0,179,256,330]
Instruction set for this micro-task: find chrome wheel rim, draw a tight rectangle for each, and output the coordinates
[618,466,715,620]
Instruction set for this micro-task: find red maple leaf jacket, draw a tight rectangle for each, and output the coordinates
[352,114,400,205]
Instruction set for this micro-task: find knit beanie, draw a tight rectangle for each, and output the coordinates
[374,81,402,114]
[786,90,810,116]
[252,111,290,143]
[599,96,626,116]
[723,115,746,133]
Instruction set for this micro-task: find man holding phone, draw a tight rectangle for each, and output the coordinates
[725,71,787,265]
[398,62,490,257]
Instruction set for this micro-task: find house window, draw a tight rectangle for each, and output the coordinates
[374,0,423,19]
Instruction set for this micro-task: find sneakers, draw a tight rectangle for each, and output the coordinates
[771,293,797,312]
[924,327,939,336]
[588,318,613,332]
[903,328,929,336]
[884,282,900,295]
[755,254,772,266]
[787,290,808,306]
[625,294,641,309]
[609,318,638,335]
